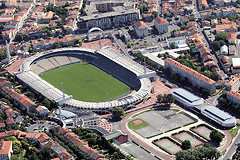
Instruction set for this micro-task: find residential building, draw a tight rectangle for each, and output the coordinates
[174,30,189,37]
[166,36,186,48]
[229,45,236,55]
[227,90,240,106]
[164,58,216,94]
[0,123,5,130]
[78,9,140,30]
[198,0,209,10]
[225,76,240,91]
[31,37,75,50]
[228,32,236,44]
[216,21,237,34]
[134,21,148,38]
[154,17,168,34]
[220,56,231,68]
[60,128,105,160]
[0,141,13,160]
[37,11,53,23]
[35,106,49,115]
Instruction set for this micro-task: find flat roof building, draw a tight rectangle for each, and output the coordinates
[171,88,236,128]
[170,88,205,108]
[201,105,236,128]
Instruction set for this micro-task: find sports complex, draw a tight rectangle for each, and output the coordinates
[15,47,156,112]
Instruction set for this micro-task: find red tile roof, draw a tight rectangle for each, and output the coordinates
[134,21,147,29]
[0,123,5,128]
[59,128,69,135]
[165,58,215,84]
[228,90,240,99]
[59,151,73,160]
[0,141,12,155]
[6,118,14,125]
[154,17,168,25]
[228,32,236,41]
[226,75,239,86]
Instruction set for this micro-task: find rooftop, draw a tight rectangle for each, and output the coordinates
[165,58,215,84]
[134,21,147,29]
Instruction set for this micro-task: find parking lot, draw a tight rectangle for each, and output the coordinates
[129,110,197,138]
[120,142,159,160]
[27,120,59,133]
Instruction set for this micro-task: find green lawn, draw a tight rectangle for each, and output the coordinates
[228,126,240,138]
[128,119,150,130]
[40,63,131,102]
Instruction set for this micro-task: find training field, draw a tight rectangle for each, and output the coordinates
[155,138,181,154]
[193,126,212,140]
[173,131,205,148]
[40,63,131,102]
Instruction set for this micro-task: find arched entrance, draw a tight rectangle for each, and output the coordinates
[87,27,104,41]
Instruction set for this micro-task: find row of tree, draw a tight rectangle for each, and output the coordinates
[157,94,175,104]
[176,145,221,160]
[72,127,125,159]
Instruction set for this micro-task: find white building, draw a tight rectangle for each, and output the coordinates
[134,21,148,38]
[154,17,168,34]
[166,36,187,48]
[220,45,228,55]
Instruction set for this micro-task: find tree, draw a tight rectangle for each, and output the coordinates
[152,11,158,18]
[212,41,220,51]
[112,107,124,119]
[176,146,221,160]
[210,130,223,144]
[157,94,162,103]
[215,32,228,42]
[181,140,191,150]
[167,94,175,104]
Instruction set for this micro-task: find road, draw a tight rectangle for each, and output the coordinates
[10,3,35,43]
[223,130,240,160]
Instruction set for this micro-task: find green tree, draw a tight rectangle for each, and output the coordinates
[181,140,191,150]
[112,107,124,119]
[166,94,175,104]
[157,94,162,103]
[152,11,158,18]
[215,32,228,42]
[212,41,220,51]
[210,130,223,144]
[176,146,221,160]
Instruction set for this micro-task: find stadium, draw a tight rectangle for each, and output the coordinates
[15,47,156,112]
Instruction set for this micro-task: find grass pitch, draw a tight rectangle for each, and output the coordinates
[40,63,131,102]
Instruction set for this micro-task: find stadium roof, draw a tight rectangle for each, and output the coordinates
[55,109,77,119]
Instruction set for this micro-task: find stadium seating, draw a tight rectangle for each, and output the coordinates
[15,47,154,112]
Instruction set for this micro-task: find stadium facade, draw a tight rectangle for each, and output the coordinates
[170,88,236,128]
[15,47,156,112]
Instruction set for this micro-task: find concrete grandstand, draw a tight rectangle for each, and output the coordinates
[15,47,156,112]
[170,88,236,128]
